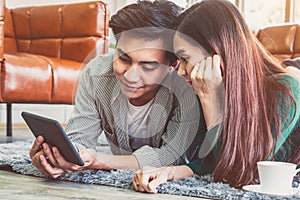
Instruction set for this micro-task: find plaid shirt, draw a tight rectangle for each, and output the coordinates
[65,53,202,167]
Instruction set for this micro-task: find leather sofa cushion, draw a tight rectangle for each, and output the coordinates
[3,8,17,53]
[2,52,83,103]
[1,1,109,104]
[293,25,300,58]
[256,24,300,61]
[41,56,82,103]
[9,2,108,63]
[2,53,52,102]
[61,37,106,63]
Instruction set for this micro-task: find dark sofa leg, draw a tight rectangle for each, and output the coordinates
[6,103,12,137]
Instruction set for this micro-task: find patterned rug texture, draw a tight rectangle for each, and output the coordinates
[0,139,299,200]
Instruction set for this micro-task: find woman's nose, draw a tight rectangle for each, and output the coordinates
[177,65,187,77]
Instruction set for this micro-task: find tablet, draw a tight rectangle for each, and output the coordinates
[21,111,84,166]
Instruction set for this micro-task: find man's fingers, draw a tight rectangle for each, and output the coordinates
[42,143,58,167]
[52,147,79,172]
[29,136,44,158]
[31,152,50,177]
[29,139,78,178]
[31,150,43,165]
[37,166,51,177]
[40,155,64,178]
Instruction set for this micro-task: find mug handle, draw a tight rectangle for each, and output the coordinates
[296,168,300,193]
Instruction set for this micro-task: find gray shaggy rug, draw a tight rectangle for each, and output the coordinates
[0,139,299,200]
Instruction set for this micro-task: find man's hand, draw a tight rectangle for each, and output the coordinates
[29,136,95,178]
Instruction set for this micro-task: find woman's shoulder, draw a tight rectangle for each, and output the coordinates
[276,73,300,96]
[275,74,300,123]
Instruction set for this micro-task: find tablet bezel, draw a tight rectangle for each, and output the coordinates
[21,111,84,166]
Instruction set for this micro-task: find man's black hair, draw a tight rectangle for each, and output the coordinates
[109,0,182,63]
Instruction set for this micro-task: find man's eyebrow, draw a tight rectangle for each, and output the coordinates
[117,48,160,66]
[117,48,129,58]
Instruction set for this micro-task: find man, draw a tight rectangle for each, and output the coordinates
[29,0,204,178]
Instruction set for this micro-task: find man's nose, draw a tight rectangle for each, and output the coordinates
[124,65,140,82]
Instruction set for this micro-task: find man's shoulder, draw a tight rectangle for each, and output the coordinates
[84,53,115,77]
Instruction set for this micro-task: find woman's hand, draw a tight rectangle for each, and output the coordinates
[133,166,174,193]
[191,55,224,129]
[29,136,96,178]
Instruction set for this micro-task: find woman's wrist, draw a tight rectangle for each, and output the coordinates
[165,165,195,181]
[166,166,175,181]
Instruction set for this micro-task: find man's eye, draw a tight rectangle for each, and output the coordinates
[142,65,155,72]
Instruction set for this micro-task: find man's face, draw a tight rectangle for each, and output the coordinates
[113,33,170,106]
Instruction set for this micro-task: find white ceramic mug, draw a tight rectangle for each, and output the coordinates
[257,161,300,195]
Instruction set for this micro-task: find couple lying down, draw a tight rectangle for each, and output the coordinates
[28,0,300,192]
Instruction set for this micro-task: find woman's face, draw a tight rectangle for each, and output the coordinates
[173,32,209,85]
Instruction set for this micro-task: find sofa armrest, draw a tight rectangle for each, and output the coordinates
[256,23,298,61]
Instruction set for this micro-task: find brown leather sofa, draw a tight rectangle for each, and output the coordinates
[256,23,300,61]
[0,1,109,136]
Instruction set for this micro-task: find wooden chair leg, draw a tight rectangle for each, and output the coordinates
[6,103,12,137]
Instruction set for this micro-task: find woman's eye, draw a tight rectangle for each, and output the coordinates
[180,57,188,63]
[119,56,130,64]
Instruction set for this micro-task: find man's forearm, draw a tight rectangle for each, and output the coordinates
[90,154,140,170]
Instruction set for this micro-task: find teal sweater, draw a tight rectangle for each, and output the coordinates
[187,74,300,175]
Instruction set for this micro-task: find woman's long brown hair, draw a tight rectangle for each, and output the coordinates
[176,0,299,187]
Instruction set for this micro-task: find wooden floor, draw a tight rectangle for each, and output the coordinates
[0,128,210,200]
[0,170,210,200]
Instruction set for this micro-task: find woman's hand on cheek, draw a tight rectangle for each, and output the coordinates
[191,55,223,95]
[191,58,208,97]
[191,55,224,129]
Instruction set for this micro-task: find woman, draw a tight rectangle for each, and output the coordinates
[132,0,300,192]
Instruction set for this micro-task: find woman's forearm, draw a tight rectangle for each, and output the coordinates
[197,87,224,130]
